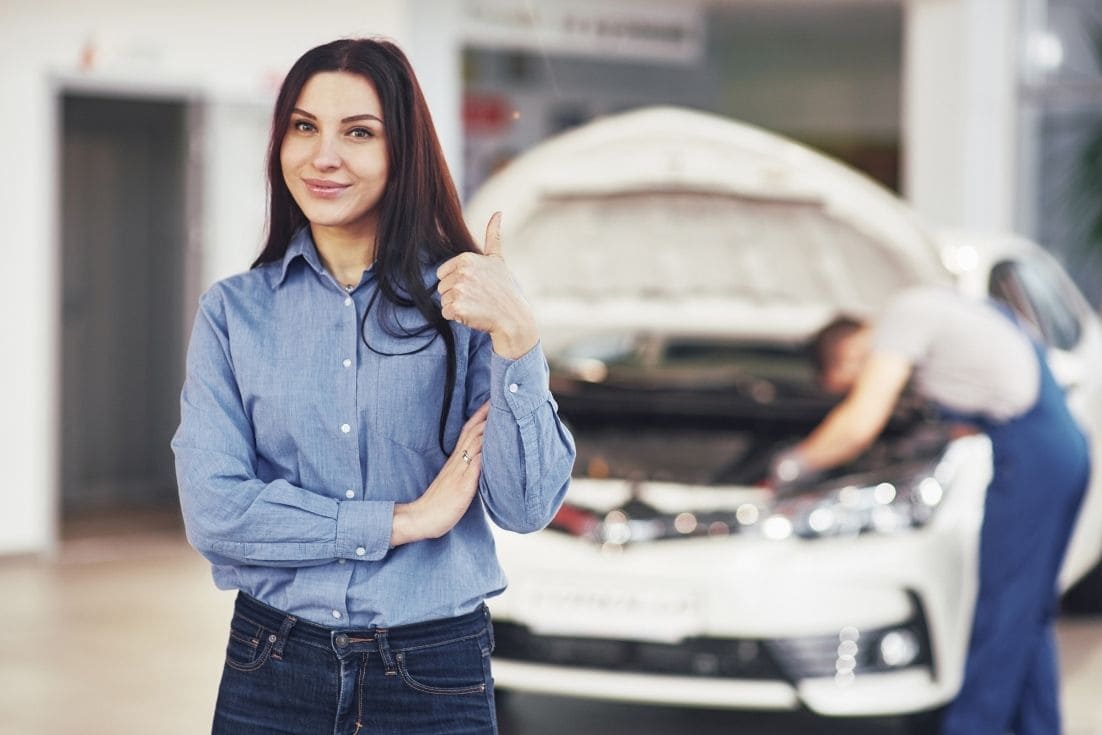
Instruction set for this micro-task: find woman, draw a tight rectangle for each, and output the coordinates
[172,38,576,735]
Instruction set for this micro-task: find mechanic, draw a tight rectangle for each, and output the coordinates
[770,285,1090,735]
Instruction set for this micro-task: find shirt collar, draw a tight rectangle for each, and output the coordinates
[274,226,327,289]
[273,226,444,291]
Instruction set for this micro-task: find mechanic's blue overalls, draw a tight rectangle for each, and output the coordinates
[940,335,1090,735]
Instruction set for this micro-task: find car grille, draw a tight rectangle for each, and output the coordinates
[491,596,933,683]
[491,622,788,680]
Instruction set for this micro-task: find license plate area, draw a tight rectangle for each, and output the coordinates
[515,576,702,643]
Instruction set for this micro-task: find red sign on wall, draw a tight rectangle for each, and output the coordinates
[464,93,514,134]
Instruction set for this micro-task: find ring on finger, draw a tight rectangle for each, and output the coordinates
[462,449,472,465]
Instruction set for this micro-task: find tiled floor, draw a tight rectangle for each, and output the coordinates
[0,533,231,735]
[1,532,1100,735]
[1061,616,1102,735]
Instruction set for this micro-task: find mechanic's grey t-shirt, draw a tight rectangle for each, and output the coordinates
[873,287,1040,422]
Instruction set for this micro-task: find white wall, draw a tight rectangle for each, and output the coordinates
[0,0,431,555]
[404,0,466,190]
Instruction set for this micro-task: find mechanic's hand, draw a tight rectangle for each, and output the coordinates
[436,212,539,359]
[765,446,818,492]
[390,402,489,546]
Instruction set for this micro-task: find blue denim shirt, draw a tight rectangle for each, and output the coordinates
[172,228,576,627]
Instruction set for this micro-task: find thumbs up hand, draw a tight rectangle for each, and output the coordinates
[481,209,504,258]
[436,211,539,359]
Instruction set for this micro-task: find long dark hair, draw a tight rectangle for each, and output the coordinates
[253,38,478,454]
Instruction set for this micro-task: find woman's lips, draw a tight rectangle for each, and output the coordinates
[304,179,350,198]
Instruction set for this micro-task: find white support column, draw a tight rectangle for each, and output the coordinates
[903,0,1019,232]
[402,0,466,193]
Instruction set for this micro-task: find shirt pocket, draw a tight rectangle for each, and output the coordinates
[370,352,448,452]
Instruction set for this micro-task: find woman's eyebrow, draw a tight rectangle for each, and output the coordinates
[290,108,382,125]
[341,113,383,124]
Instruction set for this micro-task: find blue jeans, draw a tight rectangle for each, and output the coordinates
[212,592,499,734]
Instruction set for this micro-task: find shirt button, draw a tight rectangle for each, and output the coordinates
[342,358,352,368]
[340,423,351,434]
[332,610,343,620]
[344,297,353,307]
[355,547,366,557]
[508,383,519,394]
[345,489,355,499]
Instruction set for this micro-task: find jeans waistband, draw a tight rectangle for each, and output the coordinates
[231,591,490,655]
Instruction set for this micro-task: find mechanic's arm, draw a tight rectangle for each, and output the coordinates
[174,292,405,567]
[787,352,913,478]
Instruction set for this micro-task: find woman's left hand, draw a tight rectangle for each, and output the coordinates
[436,211,539,360]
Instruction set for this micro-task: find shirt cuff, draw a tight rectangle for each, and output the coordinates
[335,500,394,561]
[490,341,551,419]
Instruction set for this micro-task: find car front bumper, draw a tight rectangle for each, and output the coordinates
[487,442,991,717]
[490,659,941,715]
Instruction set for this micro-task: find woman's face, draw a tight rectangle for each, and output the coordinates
[281,71,389,240]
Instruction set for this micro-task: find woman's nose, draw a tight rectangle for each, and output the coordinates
[312,135,341,171]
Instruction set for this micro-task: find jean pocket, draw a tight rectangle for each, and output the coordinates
[224,616,276,673]
[394,634,489,696]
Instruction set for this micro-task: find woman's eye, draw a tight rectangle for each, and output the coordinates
[292,120,316,133]
[348,127,374,139]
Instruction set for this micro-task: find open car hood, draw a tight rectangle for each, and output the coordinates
[465,106,953,343]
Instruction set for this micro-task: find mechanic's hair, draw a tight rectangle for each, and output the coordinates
[809,316,868,375]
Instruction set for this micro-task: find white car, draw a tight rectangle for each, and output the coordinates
[464,107,1102,726]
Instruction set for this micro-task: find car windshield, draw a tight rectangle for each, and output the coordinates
[510,191,922,313]
[552,334,947,487]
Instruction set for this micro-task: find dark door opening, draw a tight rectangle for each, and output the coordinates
[60,93,190,534]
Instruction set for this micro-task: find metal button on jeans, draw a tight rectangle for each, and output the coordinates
[335,634,349,648]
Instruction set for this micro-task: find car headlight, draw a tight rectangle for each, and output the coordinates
[547,438,978,547]
[762,462,949,540]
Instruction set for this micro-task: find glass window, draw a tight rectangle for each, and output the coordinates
[557,332,640,365]
[988,258,1083,350]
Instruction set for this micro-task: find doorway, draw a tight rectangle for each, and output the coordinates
[59,93,192,533]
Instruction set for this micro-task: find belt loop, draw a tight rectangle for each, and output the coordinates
[484,605,495,652]
[271,615,297,660]
[375,629,397,676]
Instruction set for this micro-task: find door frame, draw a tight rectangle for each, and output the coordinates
[50,74,204,552]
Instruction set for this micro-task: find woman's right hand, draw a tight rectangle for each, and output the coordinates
[390,402,490,547]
